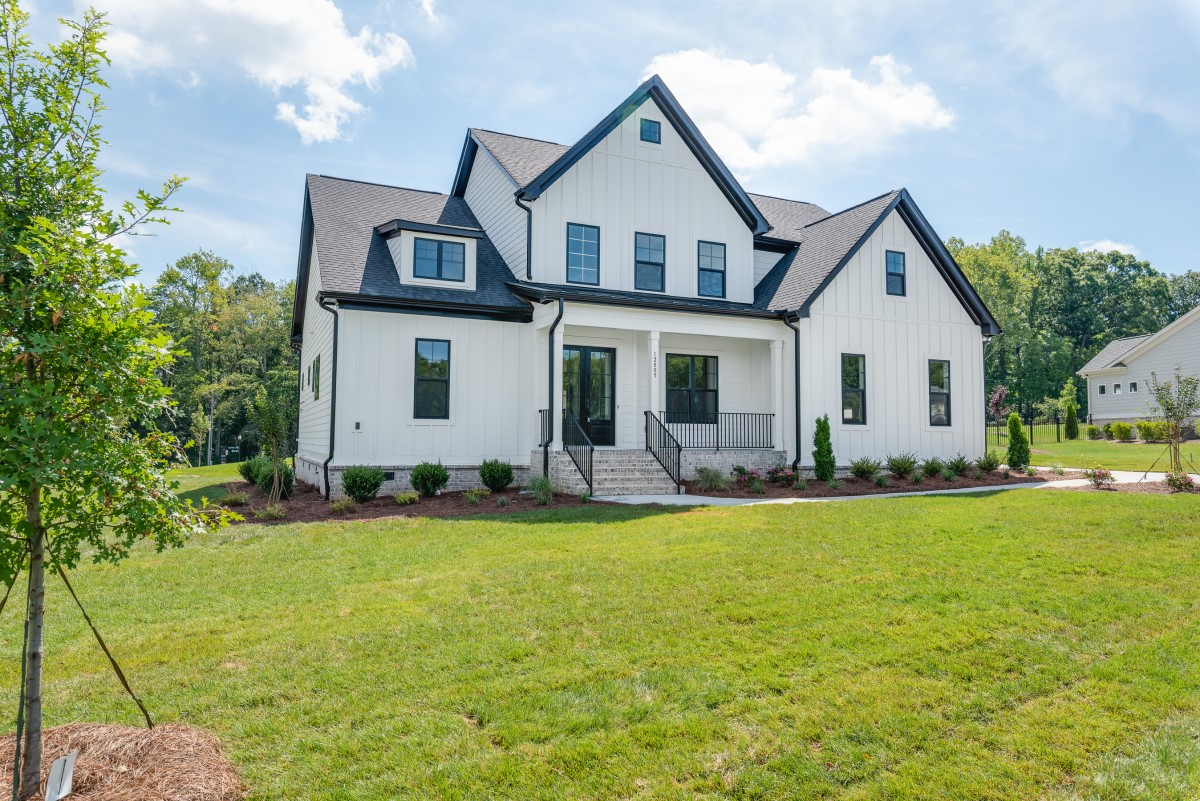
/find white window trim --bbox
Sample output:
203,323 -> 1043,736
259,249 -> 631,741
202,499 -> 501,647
391,230 -> 477,292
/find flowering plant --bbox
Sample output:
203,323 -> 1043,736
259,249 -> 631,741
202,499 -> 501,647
1082,468 -> 1115,490
1165,472 -> 1195,493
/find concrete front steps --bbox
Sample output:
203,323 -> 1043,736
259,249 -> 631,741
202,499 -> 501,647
550,449 -> 681,496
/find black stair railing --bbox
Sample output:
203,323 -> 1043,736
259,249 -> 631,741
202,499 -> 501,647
538,408 -> 552,476
562,411 -> 594,494
645,411 -> 682,494
659,412 -> 774,450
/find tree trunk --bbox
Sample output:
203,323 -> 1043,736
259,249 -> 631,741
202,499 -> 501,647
206,393 -> 215,467
19,483 -> 46,800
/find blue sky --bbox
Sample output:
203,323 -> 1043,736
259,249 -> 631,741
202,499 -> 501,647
30,0 -> 1200,284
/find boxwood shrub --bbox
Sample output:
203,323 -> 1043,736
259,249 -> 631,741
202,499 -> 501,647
410,461 -> 450,497
342,466 -> 386,502
479,459 -> 515,492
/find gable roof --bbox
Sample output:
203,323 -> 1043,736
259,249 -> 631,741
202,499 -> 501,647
748,193 -> 831,242
291,174 -> 531,339
1078,335 -> 1153,374
753,189 -> 1001,335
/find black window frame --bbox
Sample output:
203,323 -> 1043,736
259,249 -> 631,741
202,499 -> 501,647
928,359 -> 951,427
841,353 -> 866,425
413,237 -> 466,282
634,231 -> 665,292
697,240 -> 726,298
313,354 -> 320,400
886,250 -> 906,297
413,338 -> 451,420
566,223 -> 601,285
665,353 -> 718,424
640,118 -> 661,144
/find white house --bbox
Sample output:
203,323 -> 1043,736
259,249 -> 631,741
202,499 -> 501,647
1079,303 -> 1200,424
291,76 -> 1001,498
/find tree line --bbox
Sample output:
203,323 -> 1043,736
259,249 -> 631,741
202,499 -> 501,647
948,232 -> 1197,419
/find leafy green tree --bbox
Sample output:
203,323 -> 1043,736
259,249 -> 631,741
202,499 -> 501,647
1169,271 -> 1200,318
1006,413 -> 1030,470
812,415 -> 835,482
0,6 -> 225,795
1148,372 -> 1200,474
247,387 -> 291,504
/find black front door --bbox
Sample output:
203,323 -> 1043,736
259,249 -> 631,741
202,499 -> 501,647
563,346 -> 616,446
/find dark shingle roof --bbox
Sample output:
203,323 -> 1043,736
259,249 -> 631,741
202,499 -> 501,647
757,190 -> 901,312
305,174 -> 529,313
471,129 -> 569,188
748,193 -> 831,241
1079,334 -> 1152,374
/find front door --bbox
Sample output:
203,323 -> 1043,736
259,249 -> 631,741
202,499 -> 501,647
563,346 -> 616,446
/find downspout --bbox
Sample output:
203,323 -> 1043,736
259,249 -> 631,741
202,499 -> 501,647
317,297 -> 340,500
781,312 -> 802,471
514,193 -> 533,280
544,297 -> 565,476
982,335 -> 991,456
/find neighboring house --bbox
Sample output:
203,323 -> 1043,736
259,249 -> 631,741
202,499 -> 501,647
1079,303 -> 1200,424
291,75 -> 1000,499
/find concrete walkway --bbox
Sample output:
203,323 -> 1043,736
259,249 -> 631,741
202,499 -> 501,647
596,467 -> 1176,506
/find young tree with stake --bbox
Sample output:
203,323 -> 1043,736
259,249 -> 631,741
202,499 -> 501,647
0,5 -> 227,796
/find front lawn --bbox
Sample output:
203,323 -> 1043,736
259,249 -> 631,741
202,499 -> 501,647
1029,439 -> 1193,472
170,461 -> 244,504
3,493 -> 1200,799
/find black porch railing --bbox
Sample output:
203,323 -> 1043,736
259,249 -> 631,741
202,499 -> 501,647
659,412 -> 774,450
986,415 -> 1061,447
562,411 -> 594,494
538,408 -> 552,477
644,411 -> 682,494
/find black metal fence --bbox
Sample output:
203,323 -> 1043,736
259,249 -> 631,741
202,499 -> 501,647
660,411 -> 774,450
644,411 -> 682,493
987,416 -> 1062,447
562,411 -> 594,494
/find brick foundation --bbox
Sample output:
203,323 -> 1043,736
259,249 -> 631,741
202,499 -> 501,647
297,455 -> 531,500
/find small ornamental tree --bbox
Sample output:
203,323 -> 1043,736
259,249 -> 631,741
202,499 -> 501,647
247,387 -> 291,504
0,6 -> 227,797
812,414 -> 835,482
1006,412 -> 1031,470
1060,378 -> 1080,440
988,385 -> 1010,423
1149,371 -> 1200,474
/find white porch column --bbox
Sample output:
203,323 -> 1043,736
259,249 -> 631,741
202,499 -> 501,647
552,326 -> 565,450
771,339 -> 785,451
647,330 -> 661,419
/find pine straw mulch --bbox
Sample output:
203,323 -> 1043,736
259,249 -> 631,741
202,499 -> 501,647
0,723 -> 242,800
682,469 -> 1082,499
224,480 -> 610,526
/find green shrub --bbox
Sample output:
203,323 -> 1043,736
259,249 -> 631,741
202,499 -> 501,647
496,496 -> 510,508
222,492 -> 249,507
1136,420 -> 1170,442
528,475 -> 554,506
479,459 -> 515,492
849,456 -> 882,480
812,414 -> 835,482
975,450 -> 1002,472
940,467 -> 957,482
254,503 -> 286,521
827,479 -> 842,490
886,452 -> 919,478
464,488 -> 491,506
255,462 -> 294,499
410,461 -> 450,497
694,466 -> 729,493
1110,421 -> 1134,441
240,456 -> 271,484
795,478 -> 809,491
1102,422 -> 1114,439
579,492 -> 592,504
1064,403 -> 1079,440
874,474 -> 888,488
1165,472 -> 1195,493
342,466 -> 386,503
1006,413 -> 1030,470
922,457 -> 945,478
946,454 -> 971,476
1086,424 -> 1104,439
394,492 -> 418,506
747,477 -> 766,494
1052,463 -> 1065,476
330,499 -> 357,514
972,469 -> 984,480
1083,468 -> 1114,489
912,473 -> 924,485
1024,465 -> 1036,476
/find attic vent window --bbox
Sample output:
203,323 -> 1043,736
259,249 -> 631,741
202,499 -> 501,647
640,118 -> 661,144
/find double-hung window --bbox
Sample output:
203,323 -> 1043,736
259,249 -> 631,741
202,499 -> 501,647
566,223 -> 600,285
635,233 -> 665,292
414,339 -> 450,419
312,354 -> 320,400
697,241 -> 726,298
665,354 -> 718,424
886,250 -> 906,296
841,354 -> 866,424
413,238 -> 465,281
1098,384 -> 1106,395
929,359 -> 951,426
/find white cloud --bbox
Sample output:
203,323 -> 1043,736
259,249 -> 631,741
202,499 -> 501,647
1080,239 -> 1140,257
642,50 -> 953,172
416,0 -> 440,24
91,0 -> 414,143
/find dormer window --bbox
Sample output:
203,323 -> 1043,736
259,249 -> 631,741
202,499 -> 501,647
414,238 -> 465,282
640,118 -> 661,144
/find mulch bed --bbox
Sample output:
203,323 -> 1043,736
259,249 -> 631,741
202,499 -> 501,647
682,469 -> 1081,499
224,480 -> 608,525
1059,481 -> 1181,495
0,723 -> 242,800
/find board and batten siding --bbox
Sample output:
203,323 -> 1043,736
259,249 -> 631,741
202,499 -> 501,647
1086,312 -> 1200,422
298,240 -> 334,469
463,144 -> 526,278
753,248 -> 784,287
529,97 -> 756,303
798,209 -> 985,463
334,310 -> 537,467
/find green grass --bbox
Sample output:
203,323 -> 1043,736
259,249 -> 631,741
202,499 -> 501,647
4,492 -> 1200,799
169,461 -> 243,504
1028,439 -> 1194,472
